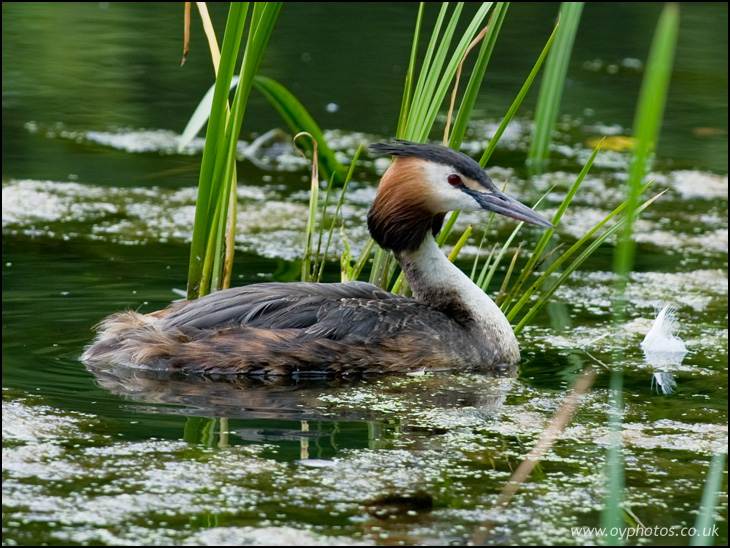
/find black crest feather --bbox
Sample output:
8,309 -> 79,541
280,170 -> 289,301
370,140 -> 493,189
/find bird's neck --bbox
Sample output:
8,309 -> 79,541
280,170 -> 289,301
396,234 -> 519,362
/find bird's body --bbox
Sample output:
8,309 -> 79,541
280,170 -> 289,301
83,141 -> 553,376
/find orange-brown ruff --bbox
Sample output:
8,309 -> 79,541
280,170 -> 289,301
82,140 -> 554,376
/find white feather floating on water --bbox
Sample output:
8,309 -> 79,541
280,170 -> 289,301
642,306 -> 687,393
641,306 -> 687,371
641,306 -> 687,353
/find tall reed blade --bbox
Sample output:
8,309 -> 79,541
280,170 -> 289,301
187,2 -> 249,299
604,5 -> 679,542
295,132 -> 320,283
690,450 -> 727,546
439,14 -> 560,248
319,144 -> 364,282
511,188 -> 665,334
479,17 -> 561,167
448,2 -> 509,150
397,3 -> 425,139
527,2 -> 584,174
369,2 -> 495,289
502,140 -> 602,314
186,2 -> 281,299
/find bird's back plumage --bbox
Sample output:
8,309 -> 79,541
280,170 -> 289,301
83,281 -> 487,376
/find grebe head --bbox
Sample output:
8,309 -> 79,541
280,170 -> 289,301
368,140 -> 554,252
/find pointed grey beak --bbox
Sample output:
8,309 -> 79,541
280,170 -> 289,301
471,189 -> 555,229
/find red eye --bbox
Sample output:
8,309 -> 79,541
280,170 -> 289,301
447,174 -> 462,187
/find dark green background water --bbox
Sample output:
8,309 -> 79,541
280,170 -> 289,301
3,3 -> 727,546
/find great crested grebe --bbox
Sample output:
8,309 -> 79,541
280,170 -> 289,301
82,140 -> 554,376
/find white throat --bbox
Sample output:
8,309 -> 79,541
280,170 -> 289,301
397,234 -> 519,362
